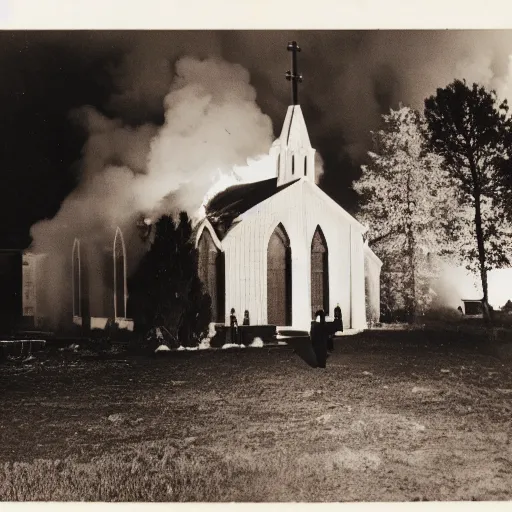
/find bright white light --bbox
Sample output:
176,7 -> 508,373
194,154 -> 276,223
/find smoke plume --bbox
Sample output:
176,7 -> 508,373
29,56 -> 274,326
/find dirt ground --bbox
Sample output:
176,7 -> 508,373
1,329 -> 512,501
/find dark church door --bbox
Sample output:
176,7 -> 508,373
267,224 -> 292,326
311,226 -> 329,318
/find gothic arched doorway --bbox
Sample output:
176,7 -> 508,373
113,227 -> 127,319
311,226 -> 329,318
267,223 -> 292,326
198,228 -> 224,322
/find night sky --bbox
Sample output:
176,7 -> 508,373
2,30 -> 512,249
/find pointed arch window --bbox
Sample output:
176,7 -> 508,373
311,226 -> 329,318
292,155 -> 295,175
304,156 -> 307,176
267,223 -> 292,326
113,227 -> 127,319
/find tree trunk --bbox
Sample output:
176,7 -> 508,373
473,192 -> 491,323
407,224 -> 417,322
405,170 -> 416,323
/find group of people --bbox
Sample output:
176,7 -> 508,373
228,308 -> 249,345
228,304 -> 344,368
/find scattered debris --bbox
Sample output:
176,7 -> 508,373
412,387 -> 432,394
497,389 -> 512,395
155,344 -> 171,353
362,371 -> 373,376
198,338 -> 211,350
302,389 -> 323,398
249,338 -> 264,348
107,414 -> 124,423
222,343 -> 246,350
440,369 -> 450,374
316,413 -> 332,424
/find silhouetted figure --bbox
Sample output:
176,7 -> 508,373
311,309 -> 328,368
328,303 -> 343,352
230,308 -> 239,344
334,303 -> 343,330
243,310 -> 250,326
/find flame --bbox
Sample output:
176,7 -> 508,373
193,154 -> 277,223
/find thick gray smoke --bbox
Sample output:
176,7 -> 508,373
29,55 -> 274,326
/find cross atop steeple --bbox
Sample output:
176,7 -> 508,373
285,41 -> 302,105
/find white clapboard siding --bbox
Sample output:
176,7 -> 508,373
364,243 -> 383,323
350,223 -> 367,329
201,99 -> 378,330
220,178 -> 370,330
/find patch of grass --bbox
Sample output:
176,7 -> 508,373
2,329 -> 512,501
0,447 -> 240,501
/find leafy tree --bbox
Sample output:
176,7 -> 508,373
354,105 -> 457,321
128,212 -> 211,346
424,80 -> 512,322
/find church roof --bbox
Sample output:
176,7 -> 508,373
205,177 -> 299,239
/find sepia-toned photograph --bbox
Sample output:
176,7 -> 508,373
1,4 -> 512,503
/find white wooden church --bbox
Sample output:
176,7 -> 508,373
195,44 -> 382,331
21,41 -> 382,333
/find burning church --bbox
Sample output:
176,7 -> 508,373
195,42 -> 382,331
19,41 -> 381,334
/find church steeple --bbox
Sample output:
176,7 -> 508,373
272,41 -> 316,187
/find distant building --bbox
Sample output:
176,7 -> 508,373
0,249 -> 23,331
20,226 -> 134,332
68,227 -> 134,331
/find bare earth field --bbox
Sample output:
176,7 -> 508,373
1,329 -> 512,502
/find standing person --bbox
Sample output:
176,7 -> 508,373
328,303 -> 343,352
334,303 -> 343,331
229,308 -> 239,345
240,310 -> 250,345
311,309 -> 328,368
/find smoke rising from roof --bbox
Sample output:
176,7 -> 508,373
28,55 -> 275,325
